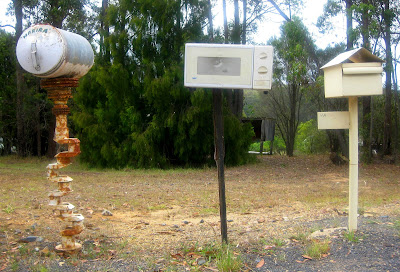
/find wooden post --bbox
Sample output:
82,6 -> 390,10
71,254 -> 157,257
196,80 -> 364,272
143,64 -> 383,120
212,88 -> 228,243
348,96 -> 359,231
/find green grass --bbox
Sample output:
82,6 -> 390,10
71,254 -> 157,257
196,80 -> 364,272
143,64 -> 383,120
304,239 -> 330,259
273,238 -> 286,247
147,204 -> 168,211
200,207 -> 219,215
215,244 -> 242,272
290,231 -> 309,244
2,204 -> 15,214
394,220 -> 400,230
343,230 -> 362,243
169,242 -> 242,271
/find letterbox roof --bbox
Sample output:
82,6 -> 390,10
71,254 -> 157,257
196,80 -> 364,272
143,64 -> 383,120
321,47 -> 384,70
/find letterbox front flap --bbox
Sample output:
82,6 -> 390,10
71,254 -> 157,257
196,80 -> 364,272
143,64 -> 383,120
321,47 -> 384,70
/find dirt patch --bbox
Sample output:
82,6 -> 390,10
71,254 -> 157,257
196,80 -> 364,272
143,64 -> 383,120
1,155 -> 400,271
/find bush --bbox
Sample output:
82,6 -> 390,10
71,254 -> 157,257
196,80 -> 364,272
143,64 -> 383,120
249,136 -> 286,155
295,119 -> 329,154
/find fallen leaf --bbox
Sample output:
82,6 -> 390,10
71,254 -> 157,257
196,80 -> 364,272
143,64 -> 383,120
157,231 -> 173,235
302,255 -> 313,260
264,245 -> 275,250
187,252 -> 202,259
86,208 -> 94,215
256,259 -> 265,268
0,261 -> 9,271
40,247 -> 50,256
296,259 -> 309,263
170,253 -> 184,259
204,267 -> 219,272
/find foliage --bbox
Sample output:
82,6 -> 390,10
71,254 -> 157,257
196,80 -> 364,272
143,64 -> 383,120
243,90 -> 270,118
249,136 -> 286,155
268,17 -> 317,156
295,119 -> 329,154
0,30 -> 16,155
72,0 -> 254,168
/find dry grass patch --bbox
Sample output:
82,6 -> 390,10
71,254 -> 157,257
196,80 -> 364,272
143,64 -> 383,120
0,154 -> 399,269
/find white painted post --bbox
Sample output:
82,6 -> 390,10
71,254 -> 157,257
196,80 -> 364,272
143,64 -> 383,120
348,96 -> 359,231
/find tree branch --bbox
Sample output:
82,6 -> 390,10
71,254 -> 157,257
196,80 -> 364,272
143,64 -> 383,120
0,25 -> 16,30
266,0 -> 290,21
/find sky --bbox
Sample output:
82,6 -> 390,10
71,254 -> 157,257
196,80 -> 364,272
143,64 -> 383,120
0,0 -> 346,50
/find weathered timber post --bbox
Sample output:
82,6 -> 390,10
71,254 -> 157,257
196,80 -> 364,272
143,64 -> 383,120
212,88 -> 228,243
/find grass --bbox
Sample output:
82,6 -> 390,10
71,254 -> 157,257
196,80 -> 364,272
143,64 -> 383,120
2,204 -> 15,214
273,238 -> 286,247
394,220 -> 400,234
147,204 -> 168,211
343,230 -> 363,243
304,239 -> 331,259
164,242 -> 242,271
290,231 -> 309,244
0,154 -> 399,270
215,244 -> 242,272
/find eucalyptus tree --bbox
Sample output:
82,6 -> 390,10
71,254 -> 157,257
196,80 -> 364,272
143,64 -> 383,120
318,0 -> 399,160
268,17 -> 317,156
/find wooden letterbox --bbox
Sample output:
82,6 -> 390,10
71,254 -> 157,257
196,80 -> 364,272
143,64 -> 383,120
321,48 -> 384,98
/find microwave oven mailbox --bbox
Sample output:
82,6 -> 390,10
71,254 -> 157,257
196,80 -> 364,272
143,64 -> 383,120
197,56 -> 241,76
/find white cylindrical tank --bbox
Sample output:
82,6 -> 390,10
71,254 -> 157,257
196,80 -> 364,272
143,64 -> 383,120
16,24 -> 94,78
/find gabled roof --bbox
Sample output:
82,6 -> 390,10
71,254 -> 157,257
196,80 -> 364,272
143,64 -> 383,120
321,47 -> 384,69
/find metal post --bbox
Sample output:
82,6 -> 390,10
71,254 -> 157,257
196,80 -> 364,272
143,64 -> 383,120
212,88 -> 228,243
348,96 -> 359,231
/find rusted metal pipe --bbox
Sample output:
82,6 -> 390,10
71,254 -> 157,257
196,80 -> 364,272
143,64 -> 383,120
41,78 -> 84,252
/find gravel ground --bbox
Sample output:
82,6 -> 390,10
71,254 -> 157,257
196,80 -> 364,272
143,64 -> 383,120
244,216 -> 400,272
4,215 -> 400,271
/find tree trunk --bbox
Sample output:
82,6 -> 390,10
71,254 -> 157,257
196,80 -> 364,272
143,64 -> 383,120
232,0 -> 240,43
14,0 -> 27,157
222,0 -> 228,43
207,0 -> 214,41
287,85 -> 297,156
383,0 -> 392,156
242,0 -> 247,44
361,0 -> 371,162
100,0 -> 110,63
345,0 -> 353,50
231,0 -> 243,118
392,69 -> 399,161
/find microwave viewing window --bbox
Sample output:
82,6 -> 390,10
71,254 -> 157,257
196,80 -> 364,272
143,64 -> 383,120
197,57 -> 241,76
